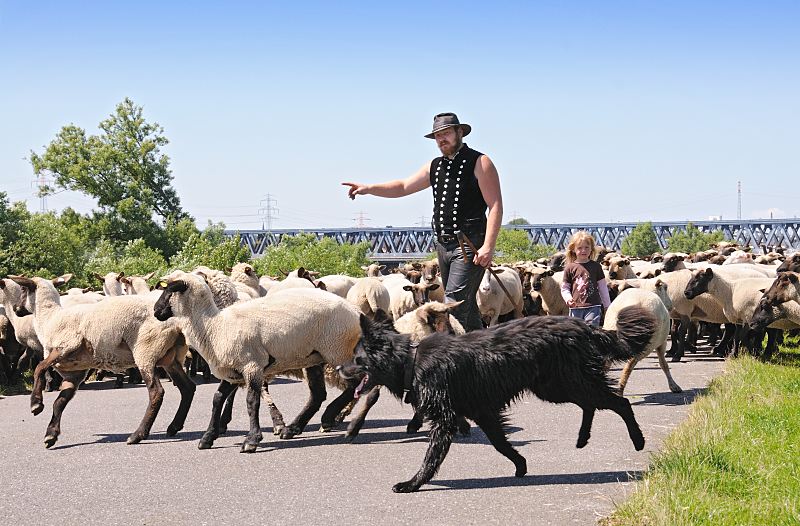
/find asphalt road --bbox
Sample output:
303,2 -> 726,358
0,348 -> 724,525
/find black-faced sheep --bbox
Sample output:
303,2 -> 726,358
153,272 -> 361,452
10,276 -> 194,448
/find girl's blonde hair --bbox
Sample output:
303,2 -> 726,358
565,231 -> 598,263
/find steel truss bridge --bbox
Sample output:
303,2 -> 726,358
226,219 -> 800,262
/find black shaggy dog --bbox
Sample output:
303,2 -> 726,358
338,306 -> 655,493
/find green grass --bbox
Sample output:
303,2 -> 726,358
603,339 -> 800,526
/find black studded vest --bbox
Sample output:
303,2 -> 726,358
429,144 -> 487,238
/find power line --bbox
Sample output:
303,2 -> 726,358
258,194 -> 279,232
353,211 -> 371,228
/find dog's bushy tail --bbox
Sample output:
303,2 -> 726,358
599,305 -> 656,362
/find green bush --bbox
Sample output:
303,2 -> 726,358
667,223 -> 725,253
252,233 -> 371,277
494,229 -> 556,263
621,222 -> 661,257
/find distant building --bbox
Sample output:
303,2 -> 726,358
708,215 -> 722,221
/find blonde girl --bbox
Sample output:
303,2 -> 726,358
560,231 -> 610,326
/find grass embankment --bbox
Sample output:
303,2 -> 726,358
604,340 -> 800,526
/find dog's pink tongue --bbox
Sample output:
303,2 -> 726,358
354,374 -> 369,399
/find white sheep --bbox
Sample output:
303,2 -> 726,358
10,275 -> 194,449
0,278 -> 48,373
93,271 -> 125,296
153,272 -> 362,452
230,262 -> 267,299
192,266 -> 241,308
476,267 -> 524,326
266,276 -> 318,295
361,263 -> 386,277
683,268 -> 780,354
316,275 -> 358,299
604,283 -> 681,394
120,272 -> 155,295
383,277 -> 440,320
345,277 -> 390,319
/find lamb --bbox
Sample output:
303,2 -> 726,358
361,263 -> 386,277
417,260 -> 445,303
120,272 -> 155,295
603,284 -> 681,394
153,272 -> 362,452
776,253 -> 800,273
93,272 -> 125,296
346,277 -> 390,319
0,308 -> 22,383
383,277 -> 440,320
522,266 -> 568,316
10,275 -> 194,448
266,276 -> 318,295
230,262 -> 267,299
476,267 -> 524,326
0,278 -> 47,375
316,275 -> 358,299
605,256 -> 638,280
192,266 -> 240,308
258,275 -> 279,294
722,250 -> 754,265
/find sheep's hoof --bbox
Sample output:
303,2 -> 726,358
670,385 -> 683,393
166,423 -> 182,437
344,433 -> 357,443
319,423 -> 336,433
576,434 -> 589,449
272,425 -> 284,436
44,435 -> 58,449
198,434 -> 215,449
240,443 -> 258,453
279,425 -> 301,439
127,432 -> 145,445
31,401 -> 45,416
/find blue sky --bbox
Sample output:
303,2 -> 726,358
1,2 -> 798,230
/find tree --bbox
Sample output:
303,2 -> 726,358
169,230 -> 251,272
0,192 -> 31,275
621,222 -> 661,257
667,223 -> 725,253
7,212 -> 89,283
507,217 -> 530,226
494,229 -> 556,263
29,98 -> 191,257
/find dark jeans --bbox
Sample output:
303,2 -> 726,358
568,305 -> 603,327
436,232 -> 486,332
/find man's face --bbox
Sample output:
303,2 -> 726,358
434,126 -> 462,157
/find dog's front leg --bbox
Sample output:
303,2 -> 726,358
393,423 -> 453,493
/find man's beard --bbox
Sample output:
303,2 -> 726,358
438,138 -> 462,157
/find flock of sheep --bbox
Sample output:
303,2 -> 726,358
1,239 -> 799,452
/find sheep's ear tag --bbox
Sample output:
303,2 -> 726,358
159,280 -> 168,289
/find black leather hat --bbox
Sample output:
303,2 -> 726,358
424,112 -> 471,139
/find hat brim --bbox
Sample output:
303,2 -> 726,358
425,123 -> 471,139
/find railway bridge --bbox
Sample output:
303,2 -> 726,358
226,219 -> 800,263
